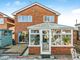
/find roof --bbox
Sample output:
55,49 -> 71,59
12,2 -> 60,15
0,12 -> 14,21
27,23 -> 74,30
0,12 -> 9,17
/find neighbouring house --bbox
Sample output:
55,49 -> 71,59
0,12 -> 14,29
12,3 -> 74,55
75,24 -> 80,44
72,23 -> 80,54
0,12 -> 15,39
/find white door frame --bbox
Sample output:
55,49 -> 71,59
40,29 -> 51,54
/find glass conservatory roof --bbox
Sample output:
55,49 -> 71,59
27,23 -> 74,30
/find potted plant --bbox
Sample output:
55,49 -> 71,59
63,36 -> 70,45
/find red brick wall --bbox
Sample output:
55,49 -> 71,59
51,47 -> 72,55
0,14 -> 7,29
28,47 -> 72,55
73,30 -> 78,44
14,5 -> 59,42
29,47 -> 40,55
6,18 -> 14,23
0,14 -> 3,18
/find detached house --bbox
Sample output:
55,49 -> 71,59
12,3 -> 74,55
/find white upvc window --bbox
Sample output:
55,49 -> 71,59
29,30 -> 40,46
0,18 -> 4,24
44,16 -> 54,22
18,16 -> 32,22
51,29 -> 72,46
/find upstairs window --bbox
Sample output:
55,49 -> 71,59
18,16 -> 32,22
0,18 -> 4,24
44,16 -> 54,22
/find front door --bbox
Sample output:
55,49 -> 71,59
41,30 -> 51,54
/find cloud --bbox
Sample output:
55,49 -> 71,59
72,8 -> 80,14
14,0 -> 21,5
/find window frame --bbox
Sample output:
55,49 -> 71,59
43,16 -> 54,22
51,29 -> 72,46
29,30 -> 40,46
18,15 -> 32,22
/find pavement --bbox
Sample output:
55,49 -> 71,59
0,55 -> 72,60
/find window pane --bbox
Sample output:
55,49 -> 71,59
18,31 -> 29,43
29,16 -> 32,22
62,35 -> 71,45
51,34 -> 62,45
30,34 -> 40,45
0,18 -> 4,24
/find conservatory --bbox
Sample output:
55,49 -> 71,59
27,23 -> 74,55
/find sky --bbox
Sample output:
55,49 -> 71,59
0,0 -> 80,26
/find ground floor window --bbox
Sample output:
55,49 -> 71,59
30,34 -> 40,45
18,31 -> 29,43
30,30 -> 40,45
51,29 -> 71,45
29,29 -> 72,46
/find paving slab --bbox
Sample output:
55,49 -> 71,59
2,44 -> 27,56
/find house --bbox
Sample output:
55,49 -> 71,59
12,3 -> 74,55
0,12 -> 15,39
71,23 -> 80,54
0,12 -> 14,29
0,12 -> 14,47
